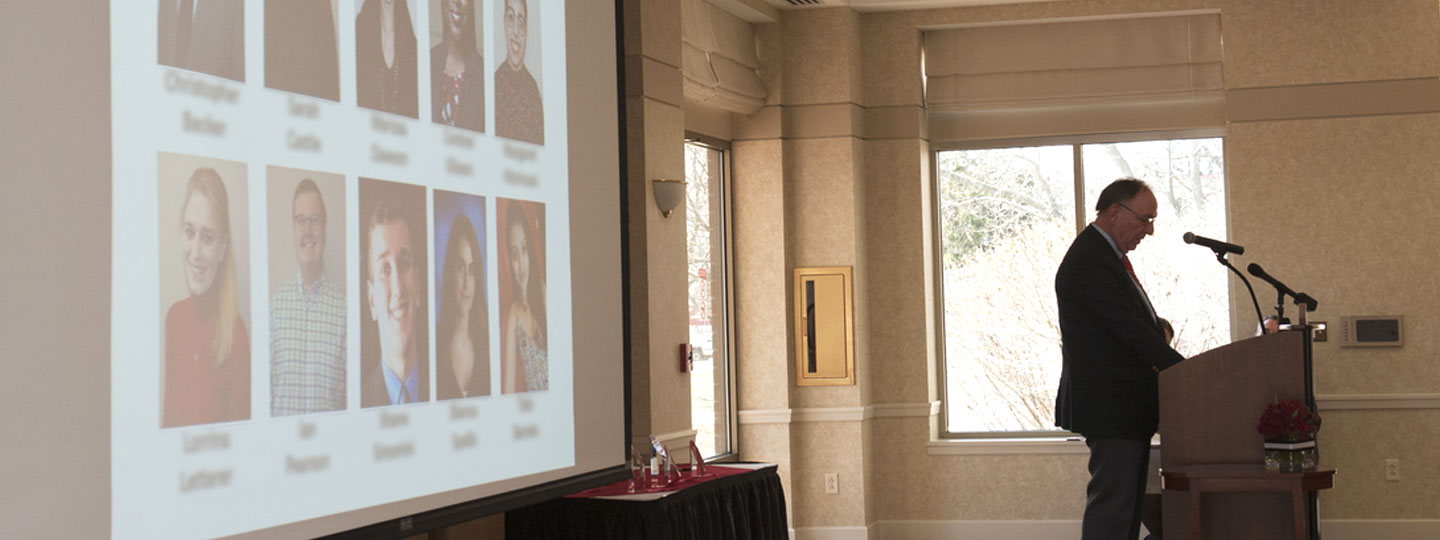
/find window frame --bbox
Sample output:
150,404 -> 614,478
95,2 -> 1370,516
684,132 -> 739,461
931,128 -> 1226,441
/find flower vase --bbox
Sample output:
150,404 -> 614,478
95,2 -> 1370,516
1264,439 -> 1317,472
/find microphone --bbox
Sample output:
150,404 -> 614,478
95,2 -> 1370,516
1249,263 -> 1321,319
1183,232 -> 1244,255
1248,263 -> 1317,310
1247,263 -> 1295,297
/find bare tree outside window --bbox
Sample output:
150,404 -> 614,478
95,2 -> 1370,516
685,140 -> 730,457
1083,140 -> 1230,359
938,138 -> 1229,434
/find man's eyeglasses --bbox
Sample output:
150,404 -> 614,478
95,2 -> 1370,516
293,214 -> 324,227
1116,203 -> 1155,226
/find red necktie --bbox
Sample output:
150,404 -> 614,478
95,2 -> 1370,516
1122,255 -> 1145,293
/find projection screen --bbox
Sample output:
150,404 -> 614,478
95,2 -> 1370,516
1,1 -> 625,538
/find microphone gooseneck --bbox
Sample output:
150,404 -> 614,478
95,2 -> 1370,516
1188,233 -> 1264,329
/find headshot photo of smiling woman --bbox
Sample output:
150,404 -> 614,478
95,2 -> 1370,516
433,191 -> 490,400
157,154 -> 251,428
498,198 -> 546,393
429,0 -> 485,132
494,0 -> 543,145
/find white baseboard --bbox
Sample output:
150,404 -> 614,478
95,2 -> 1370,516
792,519 -> 1440,540
873,520 -> 1080,539
793,525 -> 870,540
1321,520 -> 1440,540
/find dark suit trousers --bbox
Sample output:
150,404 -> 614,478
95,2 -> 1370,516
1083,438 -> 1150,540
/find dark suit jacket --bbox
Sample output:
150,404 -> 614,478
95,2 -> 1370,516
1054,225 -> 1183,440
158,0 -> 246,82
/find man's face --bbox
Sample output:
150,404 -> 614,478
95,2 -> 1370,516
503,0 -> 528,68
293,191 -> 326,277
368,218 -> 417,361
1110,189 -> 1158,253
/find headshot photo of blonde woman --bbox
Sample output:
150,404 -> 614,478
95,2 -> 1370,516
157,153 -> 251,428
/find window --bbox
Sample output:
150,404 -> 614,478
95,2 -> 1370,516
936,137 -> 1228,435
685,137 -> 733,458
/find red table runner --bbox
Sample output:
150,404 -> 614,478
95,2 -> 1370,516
566,465 -> 754,498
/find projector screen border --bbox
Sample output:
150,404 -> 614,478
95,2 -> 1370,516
317,463 -> 631,539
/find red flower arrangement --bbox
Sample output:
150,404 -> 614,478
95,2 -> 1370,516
1256,398 -> 1322,442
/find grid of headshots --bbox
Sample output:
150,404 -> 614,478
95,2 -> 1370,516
156,153 -> 552,428
152,0 -> 554,428
166,0 -> 545,143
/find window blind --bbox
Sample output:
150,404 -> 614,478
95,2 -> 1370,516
924,13 -> 1224,142
682,0 -> 768,114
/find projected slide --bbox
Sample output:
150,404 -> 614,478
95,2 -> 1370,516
111,1 -> 573,537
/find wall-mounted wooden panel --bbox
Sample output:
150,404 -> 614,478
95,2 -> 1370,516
794,266 -> 855,386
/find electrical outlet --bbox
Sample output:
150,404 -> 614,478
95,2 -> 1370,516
1385,459 -> 1400,482
824,473 -> 838,494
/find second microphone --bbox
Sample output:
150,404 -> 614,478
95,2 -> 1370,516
1183,232 -> 1244,255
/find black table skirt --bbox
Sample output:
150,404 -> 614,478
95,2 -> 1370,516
507,465 -> 788,540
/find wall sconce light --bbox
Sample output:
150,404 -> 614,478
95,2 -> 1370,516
652,179 -> 687,218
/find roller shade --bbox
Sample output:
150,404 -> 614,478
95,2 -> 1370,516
924,13 -> 1224,142
682,0 -> 768,114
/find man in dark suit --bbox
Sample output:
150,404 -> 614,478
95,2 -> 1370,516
1055,178 -> 1184,540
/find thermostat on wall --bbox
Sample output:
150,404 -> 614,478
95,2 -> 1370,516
1339,316 -> 1403,347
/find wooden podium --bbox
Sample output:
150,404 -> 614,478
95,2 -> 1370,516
1158,330 -> 1315,539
